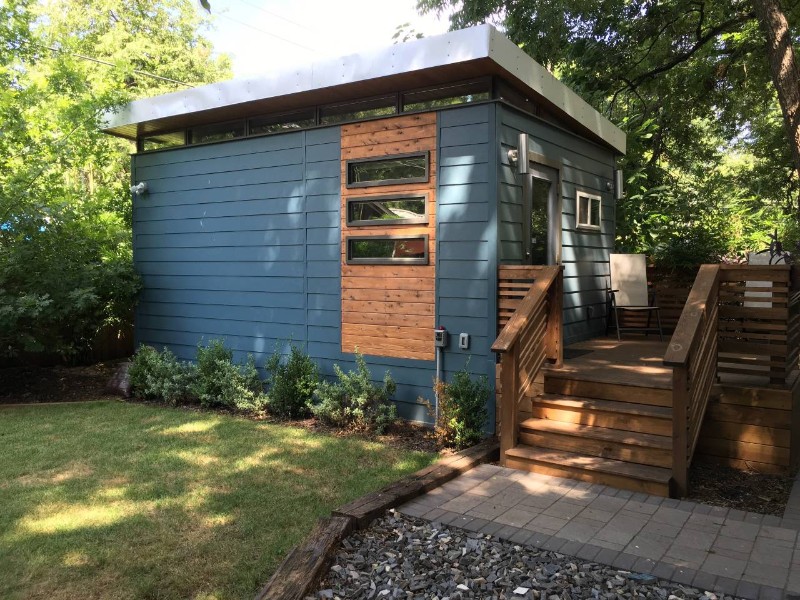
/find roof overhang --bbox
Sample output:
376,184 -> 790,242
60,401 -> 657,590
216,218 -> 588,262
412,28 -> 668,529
102,24 -> 625,155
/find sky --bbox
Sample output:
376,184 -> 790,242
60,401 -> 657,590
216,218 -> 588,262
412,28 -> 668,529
200,0 -> 455,78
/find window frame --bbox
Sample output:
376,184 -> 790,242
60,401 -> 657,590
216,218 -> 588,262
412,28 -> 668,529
345,193 -> 429,227
345,151 -> 430,189
576,191 -> 602,231
345,234 -> 429,265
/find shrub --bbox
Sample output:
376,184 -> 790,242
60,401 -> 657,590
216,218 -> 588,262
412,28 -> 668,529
191,339 -> 266,410
128,345 -> 195,405
312,352 -> 398,433
426,367 -> 489,450
265,344 -> 319,419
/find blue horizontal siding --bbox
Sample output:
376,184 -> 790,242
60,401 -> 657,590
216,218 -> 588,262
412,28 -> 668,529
133,128 -> 341,383
436,104 -> 497,433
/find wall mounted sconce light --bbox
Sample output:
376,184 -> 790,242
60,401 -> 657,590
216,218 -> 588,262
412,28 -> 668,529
614,169 -> 624,200
130,182 -> 149,197
507,133 -> 530,175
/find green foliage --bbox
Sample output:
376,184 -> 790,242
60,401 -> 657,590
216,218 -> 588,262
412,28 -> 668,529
312,352 -> 398,433
265,344 -> 320,419
418,0 -> 800,264
426,369 -> 489,450
128,340 -> 266,411
128,345 -> 194,405
0,0 -> 230,360
0,202 -> 141,359
192,339 -> 266,410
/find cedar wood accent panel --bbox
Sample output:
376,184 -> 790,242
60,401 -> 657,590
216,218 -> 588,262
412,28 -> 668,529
340,114 -> 437,361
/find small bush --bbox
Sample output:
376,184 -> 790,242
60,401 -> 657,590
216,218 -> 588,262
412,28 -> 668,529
265,344 -> 319,419
312,352 -> 398,433
426,367 -> 489,450
128,345 -> 195,405
191,339 -> 266,410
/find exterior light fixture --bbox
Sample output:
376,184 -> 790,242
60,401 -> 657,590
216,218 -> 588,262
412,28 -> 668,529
614,169 -> 624,200
507,132 -> 530,175
130,182 -> 149,196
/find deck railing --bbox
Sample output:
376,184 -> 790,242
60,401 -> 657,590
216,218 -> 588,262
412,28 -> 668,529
664,264 -> 721,497
717,264 -> 800,385
492,265 -> 563,464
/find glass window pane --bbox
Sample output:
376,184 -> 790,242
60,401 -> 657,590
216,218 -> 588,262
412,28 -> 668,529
140,131 -> 185,151
249,110 -> 315,135
530,178 -> 549,265
189,121 -> 245,144
347,154 -> 428,187
319,96 -> 396,125
347,236 -> 428,264
577,196 -> 589,226
402,80 -> 490,111
347,195 -> 427,225
590,198 -> 601,227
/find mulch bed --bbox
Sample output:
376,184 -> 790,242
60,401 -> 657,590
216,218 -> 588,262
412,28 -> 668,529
0,361 -> 123,404
688,461 -> 794,516
2,362 -> 795,515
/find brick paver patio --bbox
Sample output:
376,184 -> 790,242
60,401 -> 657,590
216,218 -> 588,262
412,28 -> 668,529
398,464 -> 800,600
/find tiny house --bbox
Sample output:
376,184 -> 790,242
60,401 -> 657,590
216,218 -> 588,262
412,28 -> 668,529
103,25 -> 626,430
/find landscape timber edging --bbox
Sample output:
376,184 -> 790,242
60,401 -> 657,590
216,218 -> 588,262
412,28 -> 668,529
254,437 -> 499,600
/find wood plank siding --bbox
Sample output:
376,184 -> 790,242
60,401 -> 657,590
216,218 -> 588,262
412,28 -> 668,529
496,105 -> 618,345
340,114 -> 437,361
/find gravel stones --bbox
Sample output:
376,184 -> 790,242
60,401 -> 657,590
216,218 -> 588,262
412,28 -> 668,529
312,511 -> 741,600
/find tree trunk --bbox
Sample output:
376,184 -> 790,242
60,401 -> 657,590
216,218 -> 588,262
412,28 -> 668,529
752,0 -> 800,204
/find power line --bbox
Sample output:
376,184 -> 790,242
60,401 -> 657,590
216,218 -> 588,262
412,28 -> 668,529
232,0 -> 319,34
216,11 -> 318,54
21,40 -> 195,87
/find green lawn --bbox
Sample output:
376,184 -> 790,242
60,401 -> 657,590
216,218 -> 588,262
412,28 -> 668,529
0,401 -> 436,600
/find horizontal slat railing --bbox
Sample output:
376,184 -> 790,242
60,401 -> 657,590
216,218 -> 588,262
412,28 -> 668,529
664,264 -> 721,497
493,265 -> 563,464
717,264 -> 796,384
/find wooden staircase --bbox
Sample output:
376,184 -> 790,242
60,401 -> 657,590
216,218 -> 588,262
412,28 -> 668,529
495,263 -> 799,499
504,362 -> 674,496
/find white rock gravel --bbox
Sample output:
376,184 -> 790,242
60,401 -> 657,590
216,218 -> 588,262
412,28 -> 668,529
311,511 -> 741,600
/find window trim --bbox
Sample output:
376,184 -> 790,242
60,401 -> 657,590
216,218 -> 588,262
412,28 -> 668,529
346,234 -> 429,265
345,193 -> 429,227
345,151 -> 430,189
576,191 -> 602,231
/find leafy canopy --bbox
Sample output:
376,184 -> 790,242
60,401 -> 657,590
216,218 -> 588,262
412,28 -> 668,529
0,0 -> 231,358
418,0 -> 800,264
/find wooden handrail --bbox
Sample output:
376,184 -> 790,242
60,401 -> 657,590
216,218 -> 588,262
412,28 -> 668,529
493,266 -> 562,353
664,264 -> 721,367
493,265 -> 563,465
664,263 -> 720,497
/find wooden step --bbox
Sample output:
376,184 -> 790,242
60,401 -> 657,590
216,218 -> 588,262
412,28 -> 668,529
519,418 -> 673,468
544,371 -> 673,407
529,394 -> 672,437
505,445 -> 672,497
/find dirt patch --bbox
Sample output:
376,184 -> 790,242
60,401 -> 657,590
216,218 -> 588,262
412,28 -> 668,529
688,461 -> 795,516
0,361 -> 123,404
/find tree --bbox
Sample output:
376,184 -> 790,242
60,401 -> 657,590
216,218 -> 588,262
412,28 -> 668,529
753,0 -> 800,184
418,0 -> 800,260
0,0 -> 231,358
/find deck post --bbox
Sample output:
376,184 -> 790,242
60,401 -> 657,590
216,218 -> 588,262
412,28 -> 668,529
499,345 -> 519,465
671,366 -> 689,497
546,268 -> 564,368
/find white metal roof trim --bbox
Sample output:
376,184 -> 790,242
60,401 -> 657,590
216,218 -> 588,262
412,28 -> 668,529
103,25 -> 625,154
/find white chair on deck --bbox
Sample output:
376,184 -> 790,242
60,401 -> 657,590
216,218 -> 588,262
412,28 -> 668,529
607,253 -> 663,341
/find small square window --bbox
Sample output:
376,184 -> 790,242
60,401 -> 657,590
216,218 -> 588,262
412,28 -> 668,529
576,192 -> 602,230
